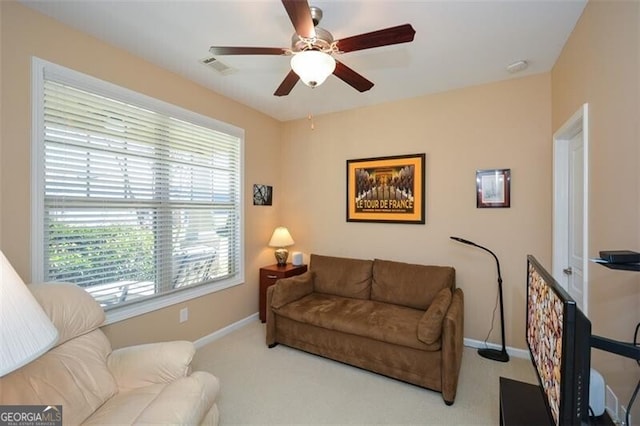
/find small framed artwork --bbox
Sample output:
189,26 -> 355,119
346,153 -> 426,224
476,169 -> 510,208
253,184 -> 273,206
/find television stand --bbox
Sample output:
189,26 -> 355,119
499,377 -> 615,426
499,377 -> 552,426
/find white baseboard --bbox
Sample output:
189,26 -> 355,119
464,337 -> 531,359
193,312 -> 259,349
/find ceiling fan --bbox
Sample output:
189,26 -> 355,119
209,0 -> 416,96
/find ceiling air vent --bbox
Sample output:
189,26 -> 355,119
200,56 -> 236,76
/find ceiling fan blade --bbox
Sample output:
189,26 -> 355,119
274,70 -> 300,96
209,46 -> 288,56
333,61 -> 374,93
281,0 -> 316,39
335,24 -> 416,53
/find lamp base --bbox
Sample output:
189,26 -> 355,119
478,348 -> 510,363
274,248 -> 289,266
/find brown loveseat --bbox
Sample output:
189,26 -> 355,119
266,254 -> 464,405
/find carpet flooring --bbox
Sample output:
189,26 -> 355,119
192,320 -> 537,425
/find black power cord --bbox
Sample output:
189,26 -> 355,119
482,285 -> 500,348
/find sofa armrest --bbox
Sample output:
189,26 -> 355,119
266,285 -> 277,346
266,271 -> 314,346
270,271 -> 314,309
441,288 -> 464,405
107,340 -> 195,391
417,287 -> 452,345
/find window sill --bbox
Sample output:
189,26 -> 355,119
103,275 -> 244,325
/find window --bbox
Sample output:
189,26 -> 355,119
32,58 -> 244,323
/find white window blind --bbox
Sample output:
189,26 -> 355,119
34,60 -> 243,315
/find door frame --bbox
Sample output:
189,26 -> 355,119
552,103 -> 590,315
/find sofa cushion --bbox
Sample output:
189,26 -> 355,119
310,254 -> 373,300
418,287 -> 452,344
275,293 -> 440,351
371,259 -> 455,310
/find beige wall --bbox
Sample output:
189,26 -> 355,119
1,1 -> 554,353
280,73 -> 553,350
5,3 -> 637,411
0,2 -> 282,348
552,0 -> 640,418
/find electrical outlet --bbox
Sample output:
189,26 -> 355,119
179,307 -> 188,323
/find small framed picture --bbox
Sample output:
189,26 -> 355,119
253,184 -> 273,206
476,169 -> 510,208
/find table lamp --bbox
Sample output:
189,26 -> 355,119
269,227 -> 295,266
0,250 -> 59,377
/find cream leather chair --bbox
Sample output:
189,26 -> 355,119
0,282 -> 220,425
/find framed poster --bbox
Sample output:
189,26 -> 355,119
476,169 -> 510,208
346,153 -> 425,224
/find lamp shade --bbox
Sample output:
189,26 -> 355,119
290,50 -> 336,88
0,251 -> 58,377
268,227 -> 295,248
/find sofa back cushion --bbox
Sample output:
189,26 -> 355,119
371,259 -> 455,310
310,254 -> 373,299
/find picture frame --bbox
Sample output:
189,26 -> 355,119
346,153 -> 425,224
253,184 -> 273,206
476,169 -> 511,208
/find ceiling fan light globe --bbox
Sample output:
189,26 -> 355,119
290,50 -> 336,88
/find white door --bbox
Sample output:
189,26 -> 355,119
553,104 -> 589,314
566,132 -> 585,309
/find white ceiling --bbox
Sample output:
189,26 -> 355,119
21,0 -> 587,122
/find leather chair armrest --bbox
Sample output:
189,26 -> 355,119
441,288 -> 464,405
107,340 -> 195,391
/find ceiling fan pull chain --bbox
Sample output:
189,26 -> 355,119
308,113 -> 315,130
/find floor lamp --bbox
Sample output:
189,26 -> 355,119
450,236 -> 509,362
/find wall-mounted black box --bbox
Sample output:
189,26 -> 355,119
599,250 -> 640,264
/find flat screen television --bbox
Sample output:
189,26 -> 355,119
526,255 -> 592,426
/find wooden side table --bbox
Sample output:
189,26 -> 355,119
259,263 -> 307,322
